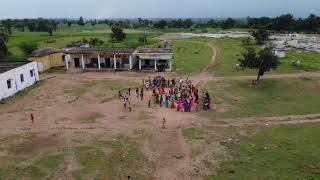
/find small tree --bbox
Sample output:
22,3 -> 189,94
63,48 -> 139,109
18,42 -> 38,55
67,21 -> 72,27
138,35 -> 147,45
251,28 -> 269,45
110,25 -> 126,41
239,46 -> 280,82
77,17 -> 85,26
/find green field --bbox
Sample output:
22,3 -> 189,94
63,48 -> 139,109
171,39 -> 213,75
6,26 -> 160,60
187,37 -> 320,76
211,122 -> 320,180
200,77 -> 320,118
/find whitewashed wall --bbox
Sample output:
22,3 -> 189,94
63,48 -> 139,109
0,61 -> 39,101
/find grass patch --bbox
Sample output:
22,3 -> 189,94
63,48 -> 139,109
211,122 -> 320,179
171,39 -> 213,75
200,77 -> 320,118
183,127 -> 207,140
73,135 -> 153,179
80,112 -> 105,123
276,50 -> 320,72
16,81 -> 44,97
65,79 -> 139,102
0,153 -> 65,180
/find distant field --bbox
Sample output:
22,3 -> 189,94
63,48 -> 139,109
6,25 -> 161,60
200,77 -> 320,119
171,39 -> 213,75
191,37 -> 320,76
211,122 -> 320,179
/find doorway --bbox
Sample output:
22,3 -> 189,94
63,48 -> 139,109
74,58 -> 80,68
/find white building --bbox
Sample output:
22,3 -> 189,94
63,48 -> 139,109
274,48 -> 286,58
0,61 -> 39,101
136,48 -> 174,72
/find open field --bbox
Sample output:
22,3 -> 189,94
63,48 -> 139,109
2,26 -> 320,179
211,122 -> 320,179
175,37 -> 320,76
200,77 -> 320,119
171,40 -> 213,75
0,71 -> 320,179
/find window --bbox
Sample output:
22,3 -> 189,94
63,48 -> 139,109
20,74 -> 24,83
7,80 -> 11,89
30,70 -> 34,77
122,59 -> 129,64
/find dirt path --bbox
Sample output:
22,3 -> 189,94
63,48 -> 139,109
203,113 -> 320,128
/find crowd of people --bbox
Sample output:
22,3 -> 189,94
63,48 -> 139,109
118,76 -> 212,113
149,77 -> 211,112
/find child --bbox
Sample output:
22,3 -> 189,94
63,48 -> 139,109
31,113 -> 34,124
148,99 -> 151,108
128,101 -> 132,112
162,118 -> 166,129
128,88 -> 131,96
118,91 -> 122,99
136,88 -> 139,98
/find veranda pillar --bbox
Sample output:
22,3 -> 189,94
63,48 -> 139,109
81,54 -> 85,69
139,60 -> 141,70
154,59 -> 157,71
113,55 -> 117,70
129,55 -> 132,70
97,54 -> 101,69
169,60 -> 172,72
65,55 -> 69,70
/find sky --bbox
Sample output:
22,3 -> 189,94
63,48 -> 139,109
0,0 -> 319,19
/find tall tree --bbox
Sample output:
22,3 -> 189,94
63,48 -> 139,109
2,19 -> 13,35
0,30 -> 9,57
251,28 -> 270,45
239,46 -> 280,82
67,21 -> 72,27
110,25 -> 126,41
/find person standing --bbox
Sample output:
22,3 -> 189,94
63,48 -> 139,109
128,88 -> 131,96
162,118 -> 166,129
31,113 -> 34,124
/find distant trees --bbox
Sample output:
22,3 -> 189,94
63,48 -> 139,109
77,17 -> 85,26
239,46 -> 280,82
67,21 -> 72,27
221,18 -> 236,29
110,25 -> 126,41
18,42 -> 38,55
251,28 -> 270,45
2,19 -> 13,35
0,30 -> 9,57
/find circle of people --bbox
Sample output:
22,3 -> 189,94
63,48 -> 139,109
119,76 -> 211,112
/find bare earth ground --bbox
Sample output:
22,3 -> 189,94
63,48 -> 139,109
1,35 -> 320,179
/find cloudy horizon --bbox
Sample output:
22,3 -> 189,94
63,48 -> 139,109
1,0 -> 319,19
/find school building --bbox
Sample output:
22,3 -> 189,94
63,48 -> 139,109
28,48 -> 64,73
63,47 -> 174,72
0,61 -> 39,101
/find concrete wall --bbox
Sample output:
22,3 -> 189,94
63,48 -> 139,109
28,52 -> 64,72
0,61 -> 39,101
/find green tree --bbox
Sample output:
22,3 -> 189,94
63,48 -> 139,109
251,28 -> 269,45
77,16 -> 85,26
110,25 -> 126,41
2,19 -> 13,35
0,30 -> 9,57
18,42 -> 38,55
138,35 -> 147,45
67,21 -> 72,27
239,46 -> 280,82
